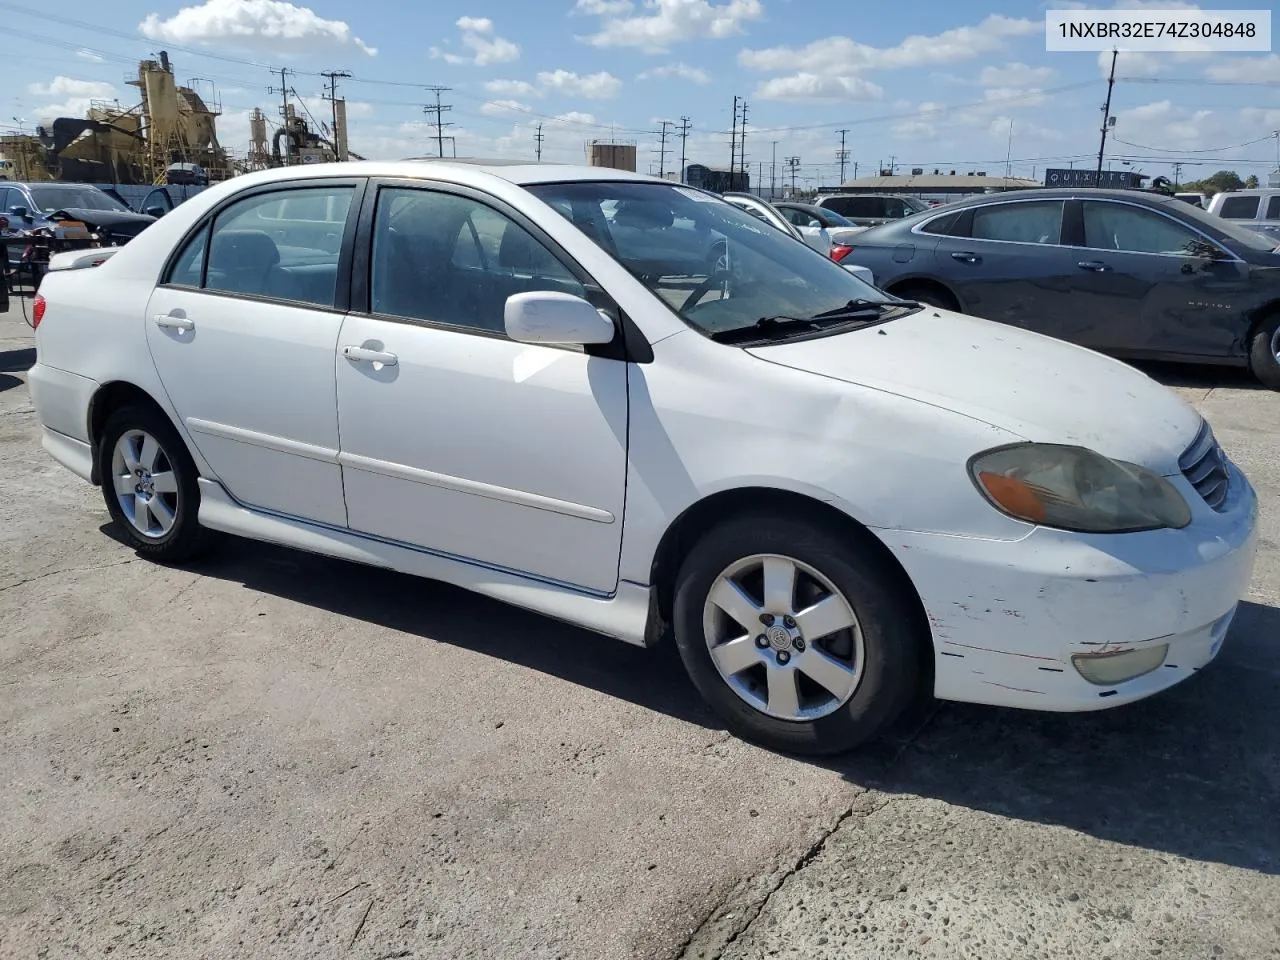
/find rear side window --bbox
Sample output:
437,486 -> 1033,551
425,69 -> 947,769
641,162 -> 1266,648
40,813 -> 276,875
1218,195 -> 1261,219
823,197 -> 876,218
166,185 -> 354,307
1267,196 -> 1280,219
919,211 -> 965,236
970,201 -> 1064,244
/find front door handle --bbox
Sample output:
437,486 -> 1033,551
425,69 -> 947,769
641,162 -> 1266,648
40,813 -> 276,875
154,314 -> 194,331
343,345 -> 398,366
951,251 -> 982,264
1077,260 -> 1111,272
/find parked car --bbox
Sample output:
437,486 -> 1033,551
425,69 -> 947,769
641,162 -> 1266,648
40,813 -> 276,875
29,162 -> 1259,754
772,201 -> 868,262
1174,191 -> 1209,209
720,192 -> 875,283
1,181 -> 156,268
838,187 -> 1280,389
1206,188 -> 1280,223
815,193 -> 930,227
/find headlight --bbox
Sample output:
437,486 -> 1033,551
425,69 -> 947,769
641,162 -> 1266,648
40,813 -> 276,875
969,443 -> 1191,533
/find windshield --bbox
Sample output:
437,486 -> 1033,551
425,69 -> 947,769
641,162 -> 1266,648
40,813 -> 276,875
527,181 -> 899,340
28,185 -> 129,214
902,196 -> 930,213
1158,196 -> 1279,253
813,207 -> 854,227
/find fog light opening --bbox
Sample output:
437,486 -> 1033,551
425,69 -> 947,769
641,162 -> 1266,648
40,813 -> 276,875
1071,644 -> 1169,686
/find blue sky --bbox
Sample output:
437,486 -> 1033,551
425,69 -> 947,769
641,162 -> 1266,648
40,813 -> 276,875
3,0 -> 1278,186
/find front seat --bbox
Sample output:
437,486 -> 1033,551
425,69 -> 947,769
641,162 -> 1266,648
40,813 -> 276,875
207,229 -> 280,296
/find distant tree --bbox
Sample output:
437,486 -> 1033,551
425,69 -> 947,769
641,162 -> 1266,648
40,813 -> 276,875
1187,170 -> 1246,196
1245,174 -> 1260,188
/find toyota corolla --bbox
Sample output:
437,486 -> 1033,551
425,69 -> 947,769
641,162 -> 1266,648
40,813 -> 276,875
27,161 -> 1259,754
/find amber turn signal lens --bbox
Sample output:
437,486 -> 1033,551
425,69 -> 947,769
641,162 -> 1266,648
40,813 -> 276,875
977,471 -> 1048,524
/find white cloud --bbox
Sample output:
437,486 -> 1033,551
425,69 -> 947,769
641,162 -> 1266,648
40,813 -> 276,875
485,79 -> 542,97
741,15 -> 1038,74
555,111 -> 598,125
537,69 -> 622,99
574,0 -> 633,12
430,15 -> 519,65
75,49 -> 105,63
480,99 -> 531,117
1114,99 -> 1214,146
139,0 -> 376,56
754,74 -> 885,102
979,62 -> 1054,87
891,119 -> 937,140
1114,0 -> 1198,9
637,61 -> 711,83
1207,54 -> 1280,82
1101,49 -> 1161,76
29,77 -> 116,98
581,0 -> 764,52
1239,106 -> 1280,127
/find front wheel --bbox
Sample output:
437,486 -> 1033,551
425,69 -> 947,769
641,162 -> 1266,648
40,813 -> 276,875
98,404 -> 210,562
672,514 -> 924,755
1248,313 -> 1280,391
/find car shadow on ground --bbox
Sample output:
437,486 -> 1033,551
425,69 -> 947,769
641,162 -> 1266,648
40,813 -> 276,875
0,347 -> 36,374
129,525 -> 1280,878
1133,360 -> 1263,391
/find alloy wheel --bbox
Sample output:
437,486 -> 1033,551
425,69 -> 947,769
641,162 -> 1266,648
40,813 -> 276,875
111,429 -> 180,539
702,553 -> 865,721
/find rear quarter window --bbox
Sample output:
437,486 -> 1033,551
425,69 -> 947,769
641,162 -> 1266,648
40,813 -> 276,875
1218,195 -> 1261,219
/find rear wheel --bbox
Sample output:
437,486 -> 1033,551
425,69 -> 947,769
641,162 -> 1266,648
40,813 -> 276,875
98,404 -> 209,562
1248,313 -> 1280,391
672,513 -> 924,755
891,283 -> 959,312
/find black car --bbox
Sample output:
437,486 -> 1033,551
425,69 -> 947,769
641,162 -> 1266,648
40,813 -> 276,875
842,188 -> 1280,388
2,181 -> 157,253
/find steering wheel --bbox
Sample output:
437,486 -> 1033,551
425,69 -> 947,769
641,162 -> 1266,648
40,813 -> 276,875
683,242 -> 730,311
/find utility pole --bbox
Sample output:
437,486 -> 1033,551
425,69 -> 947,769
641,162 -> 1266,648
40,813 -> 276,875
424,85 -> 453,159
267,67 -> 294,164
1172,161 -> 1182,189
534,122 -> 544,161
729,95 -> 739,184
771,139 -> 778,199
786,156 -> 800,195
836,128 -> 849,185
738,99 -> 748,187
320,69 -> 351,160
656,119 -> 671,178
677,116 -> 691,184
1096,48 -> 1118,186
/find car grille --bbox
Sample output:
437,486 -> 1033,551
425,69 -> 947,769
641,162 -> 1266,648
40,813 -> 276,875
1179,421 -> 1230,512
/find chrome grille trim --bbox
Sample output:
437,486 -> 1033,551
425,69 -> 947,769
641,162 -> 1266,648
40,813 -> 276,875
1179,420 -> 1230,512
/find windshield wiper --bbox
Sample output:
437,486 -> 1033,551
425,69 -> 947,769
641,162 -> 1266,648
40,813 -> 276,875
808,298 -> 920,320
710,316 -> 821,343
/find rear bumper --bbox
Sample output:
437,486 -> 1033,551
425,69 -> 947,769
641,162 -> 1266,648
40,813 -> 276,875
877,460 -> 1260,712
29,362 -> 98,483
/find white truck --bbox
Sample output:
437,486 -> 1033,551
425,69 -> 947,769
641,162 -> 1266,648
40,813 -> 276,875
1206,188 -> 1280,245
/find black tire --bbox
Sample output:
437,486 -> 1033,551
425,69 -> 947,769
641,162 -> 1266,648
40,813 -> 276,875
1248,313 -> 1280,391
672,513 -> 924,756
892,283 -> 959,312
98,403 -> 210,563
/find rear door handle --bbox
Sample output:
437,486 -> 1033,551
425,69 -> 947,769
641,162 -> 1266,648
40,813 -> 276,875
154,314 -> 194,331
1077,260 -> 1111,272
343,345 -> 398,366
950,251 -> 982,264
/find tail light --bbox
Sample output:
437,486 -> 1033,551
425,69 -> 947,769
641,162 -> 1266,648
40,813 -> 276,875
830,243 -> 854,263
32,294 -> 47,329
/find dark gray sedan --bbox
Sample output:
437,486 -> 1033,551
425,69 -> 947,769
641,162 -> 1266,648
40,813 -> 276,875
842,188 -> 1280,388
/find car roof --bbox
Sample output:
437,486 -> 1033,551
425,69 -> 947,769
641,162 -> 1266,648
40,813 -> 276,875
207,159 -> 669,189
911,187 -> 1185,211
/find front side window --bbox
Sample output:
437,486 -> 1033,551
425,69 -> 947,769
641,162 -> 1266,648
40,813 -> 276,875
1218,195 -> 1260,220
1082,202 -> 1214,256
528,181 -> 901,341
369,187 -> 586,334
177,185 -> 353,306
28,185 -> 130,213
970,201 -> 1064,245
1267,196 -> 1280,219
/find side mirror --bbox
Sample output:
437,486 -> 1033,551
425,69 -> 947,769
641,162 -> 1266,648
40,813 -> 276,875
144,206 -> 166,218
504,291 -> 616,346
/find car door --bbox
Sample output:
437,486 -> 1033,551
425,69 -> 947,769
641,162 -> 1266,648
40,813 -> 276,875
931,198 -> 1081,336
334,181 -> 628,594
144,178 -> 362,526
1063,198 -> 1253,358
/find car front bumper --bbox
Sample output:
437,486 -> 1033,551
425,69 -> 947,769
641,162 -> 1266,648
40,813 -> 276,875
876,460 -> 1260,712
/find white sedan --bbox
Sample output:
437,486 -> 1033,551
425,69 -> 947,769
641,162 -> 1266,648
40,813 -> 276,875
28,161 -> 1259,755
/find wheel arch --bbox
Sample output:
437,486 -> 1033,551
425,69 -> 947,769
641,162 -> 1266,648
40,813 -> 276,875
644,486 -> 935,695
882,275 -> 962,311
1246,298 -> 1280,344
86,381 -> 179,485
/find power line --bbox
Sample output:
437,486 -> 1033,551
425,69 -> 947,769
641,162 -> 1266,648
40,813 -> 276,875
1111,133 -> 1279,154
423,85 -> 453,159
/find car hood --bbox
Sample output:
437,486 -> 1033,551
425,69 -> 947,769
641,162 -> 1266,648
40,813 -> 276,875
746,307 -> 1203,476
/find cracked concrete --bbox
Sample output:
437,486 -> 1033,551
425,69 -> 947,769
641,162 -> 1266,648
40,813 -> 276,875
2,304 -> 1278,960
